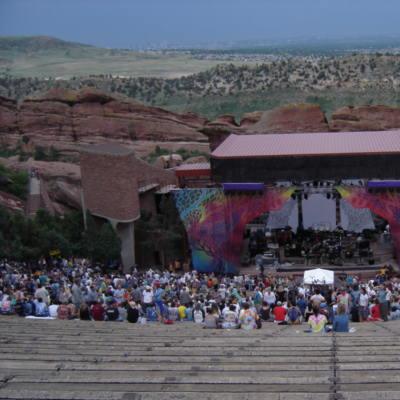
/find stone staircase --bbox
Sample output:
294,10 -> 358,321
0,317 -> 400,399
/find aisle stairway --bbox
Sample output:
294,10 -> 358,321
0,317 -> 400,399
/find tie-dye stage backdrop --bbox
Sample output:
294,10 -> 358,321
337,186 -> 400,261
173,188 -> 294,274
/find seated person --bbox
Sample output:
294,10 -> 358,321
273,301 -> 287,323
105,301 -> 120,321
57,301 -> 71,320
177,303 -> 187,321
304,301 -> 314,322
204,306 -> 219,329
79,302 -> 91,320
34,298 -> 49,317
91,300 -> 105,321
193,303 -> 205,323
259,301 -> 270,321
67,300 -> 78,319
48,302 -> 59,318
368,299 -> 382,321
333,303 -> 349,332
308,306 -> 328,333
287,302 -> 302,325
166,302 -> 179,322
185,302 -> 193,321
0,295 -> 13,315
126,300 -> 140,323
221,304 -> 239,329
239,302 -> 257,330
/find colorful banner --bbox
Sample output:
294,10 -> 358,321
173,187 -> 294,274
337,186 -> 400,261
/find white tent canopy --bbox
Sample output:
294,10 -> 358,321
303,268 -> 334,285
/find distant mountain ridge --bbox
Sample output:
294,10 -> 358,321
0,36 -> 93,52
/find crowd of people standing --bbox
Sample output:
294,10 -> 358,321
0,259 -> 398,333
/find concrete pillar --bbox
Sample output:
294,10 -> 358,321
110,221 -> 135,274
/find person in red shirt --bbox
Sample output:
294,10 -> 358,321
368,299 -> 382,321
273,301 -> 287,323
91,300 -> 105,321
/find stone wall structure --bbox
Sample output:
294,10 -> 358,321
80,143 -> 177,271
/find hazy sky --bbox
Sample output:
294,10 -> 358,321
1,0 -> 400,48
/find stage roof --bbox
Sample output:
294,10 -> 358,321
211,130 -> 400,159
175,162 -> 211,178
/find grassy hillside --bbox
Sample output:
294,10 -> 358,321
2,53 -> 400,119
0,36 -> 251,79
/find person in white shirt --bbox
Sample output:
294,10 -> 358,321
142,286 -> 154,312
48,303 -> 59,318
263,288 -> 276,306
359,287 -> 370,322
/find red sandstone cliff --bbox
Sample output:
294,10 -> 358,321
3,89 -> 400,215
330,105 -> 400,131
0,88 -> 209,161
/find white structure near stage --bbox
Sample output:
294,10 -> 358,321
303,268 -> 334,285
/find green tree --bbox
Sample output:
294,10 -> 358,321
83,216 -> 121,264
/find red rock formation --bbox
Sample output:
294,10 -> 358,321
330,105 -> 400,131
247,103 -> 329,133
0,191 -> 25,213
239,111 -> 263,128
0,88 -> 208,160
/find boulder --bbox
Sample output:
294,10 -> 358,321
153,154 -> 183,169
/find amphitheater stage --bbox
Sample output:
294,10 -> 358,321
1,317 -> 400,399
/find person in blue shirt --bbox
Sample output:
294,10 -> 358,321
333,303 -> 349,333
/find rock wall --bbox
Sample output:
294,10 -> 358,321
0,88 -> 209,160
330,105 -> 400,131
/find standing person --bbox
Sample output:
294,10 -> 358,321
263,288 -> 276,308
359,287 -> 370,322
71,279 -> 83,309
337,288 -> 351,314
350,285 -> 360,323
154,285 -> 166,321
310,289 -> 325,307
253,287 -> 263,312
34,284 -> 49,305
378,285 -> 389,321
142,286 -> 154,313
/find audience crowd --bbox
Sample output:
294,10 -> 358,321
0,259 -> 398,333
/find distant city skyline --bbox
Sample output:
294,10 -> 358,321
1,0 -> 400,49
